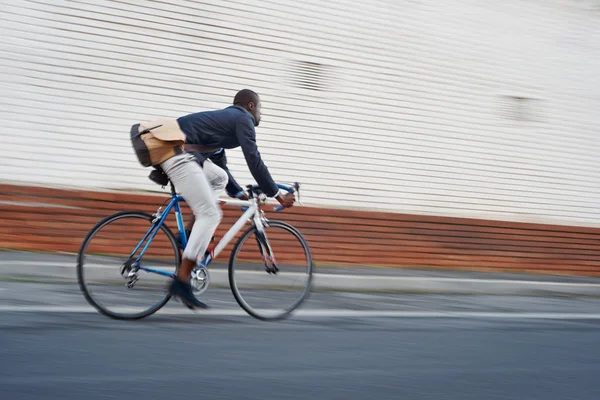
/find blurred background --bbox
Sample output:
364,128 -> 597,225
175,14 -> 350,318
4,2 -> 600,400
1,0 -> 600,273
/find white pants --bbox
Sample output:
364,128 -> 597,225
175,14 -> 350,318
160,153 -> 228,263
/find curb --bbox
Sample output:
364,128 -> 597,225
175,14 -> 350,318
312,274 -> 600,296
3,262 -> 600,296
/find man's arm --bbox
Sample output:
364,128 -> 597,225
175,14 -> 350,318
208,149 -> 245,198
234,117 -> 279,198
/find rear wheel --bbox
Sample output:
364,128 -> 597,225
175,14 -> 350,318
77,211 -> 180,320
228,220 -> 314,321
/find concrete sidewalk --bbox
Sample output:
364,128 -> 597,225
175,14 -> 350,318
2,250 -> 600,296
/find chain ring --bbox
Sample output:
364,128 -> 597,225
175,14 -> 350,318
190,267 -> 210,296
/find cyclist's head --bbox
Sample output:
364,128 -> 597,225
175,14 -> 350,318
233,89 -> 261,126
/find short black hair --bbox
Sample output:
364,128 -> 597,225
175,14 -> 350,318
233,89 -> 259,106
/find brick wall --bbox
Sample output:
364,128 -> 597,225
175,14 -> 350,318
2,184 -> 600,276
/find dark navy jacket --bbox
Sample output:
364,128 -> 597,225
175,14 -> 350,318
177,105 -> 279,197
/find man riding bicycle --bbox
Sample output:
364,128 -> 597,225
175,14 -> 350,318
174,147 -> 249,251
146,89 -> 296,309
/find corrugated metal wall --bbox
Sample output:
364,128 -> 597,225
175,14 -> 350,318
1,0 -> 599,227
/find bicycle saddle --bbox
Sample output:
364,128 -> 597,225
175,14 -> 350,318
149,167 -> 170,187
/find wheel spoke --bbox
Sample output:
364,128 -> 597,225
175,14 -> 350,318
228,220 -> 314,321
77,212 -> 180,320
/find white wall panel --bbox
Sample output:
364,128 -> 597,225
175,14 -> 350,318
1,0 -> 599,227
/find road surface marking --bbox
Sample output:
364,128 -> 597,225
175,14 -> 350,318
2,306 -> 600,319
4,261 -> 600,288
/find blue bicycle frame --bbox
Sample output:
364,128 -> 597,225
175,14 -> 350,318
127,183 -> 296,278
128,193 -> 187,278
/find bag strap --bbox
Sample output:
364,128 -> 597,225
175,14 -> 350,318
132,124 -> 163,138
184,144 -> 221,153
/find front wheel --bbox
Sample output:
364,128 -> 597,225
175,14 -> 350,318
228,220 -> 314,321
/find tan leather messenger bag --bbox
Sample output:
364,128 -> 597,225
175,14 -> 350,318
130,118 -> 218,167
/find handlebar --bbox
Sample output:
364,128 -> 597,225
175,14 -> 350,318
273,183 -> 298,211
242,182 -> 300,212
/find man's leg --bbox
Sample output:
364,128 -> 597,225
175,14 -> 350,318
183,158 -> 229,238
160,153 -> 222,308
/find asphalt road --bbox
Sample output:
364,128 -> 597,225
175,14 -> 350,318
2,282 -> 600,399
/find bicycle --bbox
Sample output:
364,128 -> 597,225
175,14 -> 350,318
76,176 -> 314,321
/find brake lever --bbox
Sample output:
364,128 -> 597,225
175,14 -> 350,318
294,182 -> 302,205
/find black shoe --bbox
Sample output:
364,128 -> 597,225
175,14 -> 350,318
168,278 -> 209,309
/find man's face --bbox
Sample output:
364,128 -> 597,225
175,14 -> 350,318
249,98 -> 261,127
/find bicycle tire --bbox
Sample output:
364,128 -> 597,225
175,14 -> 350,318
77,211 -> 180,320
228,220 -> 314,321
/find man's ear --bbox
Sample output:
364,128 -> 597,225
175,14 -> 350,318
247,101 -> 255,111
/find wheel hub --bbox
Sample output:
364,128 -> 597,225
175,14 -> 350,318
120,258 -> 140,289
120,258 -> 138,277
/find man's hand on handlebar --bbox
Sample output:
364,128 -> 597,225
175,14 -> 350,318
242,183 -> 298,210
276,192 -> 296,208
